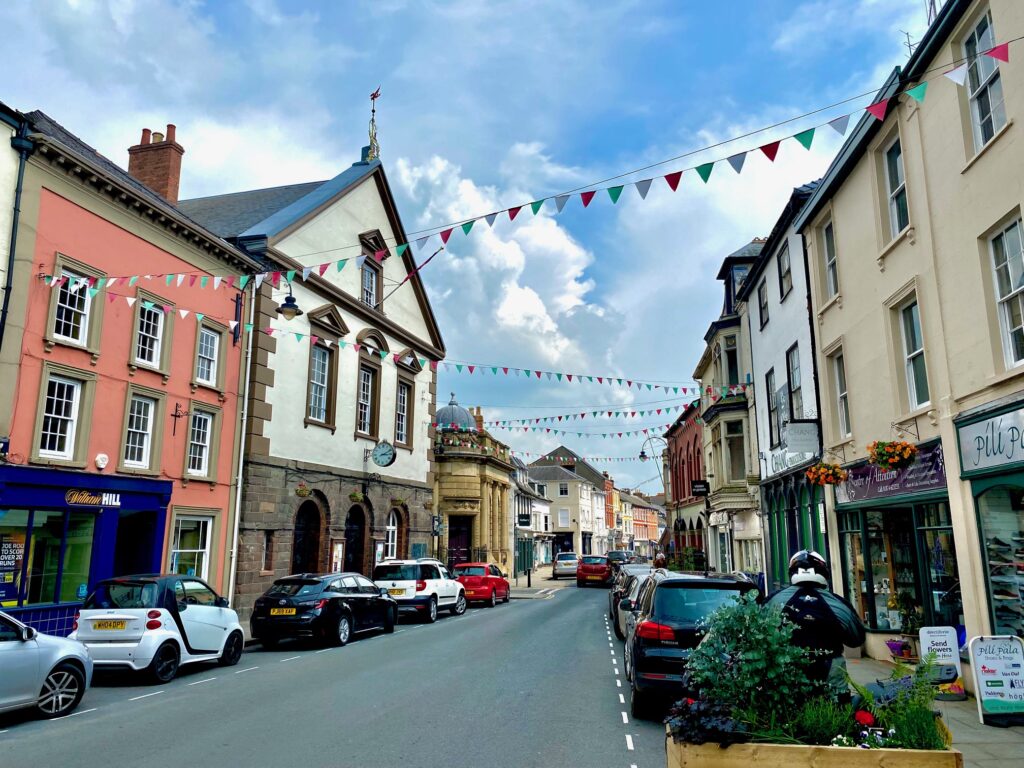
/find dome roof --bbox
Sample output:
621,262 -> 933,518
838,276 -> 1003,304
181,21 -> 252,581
436,393 -> 476,432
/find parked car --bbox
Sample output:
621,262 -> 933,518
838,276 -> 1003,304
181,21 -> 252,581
71,574 -> 244,683
552,552 -> 580,578
452,563 -> 510,606
609,565 -> 652,639
372,559 -> 466,623
576,555 -> 613,587
607,550 -> 633,573
0,611 -> 92,719
250,572 -> 397,648
621,571 -> 756,718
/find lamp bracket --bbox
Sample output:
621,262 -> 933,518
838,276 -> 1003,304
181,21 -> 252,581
890,419 -> 919,440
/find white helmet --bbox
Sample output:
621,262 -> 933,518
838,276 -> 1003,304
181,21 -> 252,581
788,549 -> 829,588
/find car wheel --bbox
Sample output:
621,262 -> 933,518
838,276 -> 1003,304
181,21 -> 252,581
259,636 -> 279,650
630,676 -> 651,720
451,593 -> 467,616
148,642 -> 180,684
218,631 -> 244,667
424,597 -> 438,623
502,586 -> 510,603
488,590 -> 497,608
384,607 -> 396,633
333,614 -> 352,646
36,663 -> 85,718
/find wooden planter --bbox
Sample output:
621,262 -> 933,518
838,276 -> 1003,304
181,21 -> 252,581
666,729 -> 962,768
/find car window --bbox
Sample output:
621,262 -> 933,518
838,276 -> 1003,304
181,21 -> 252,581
456,566 -> 486,576
85,581 -> 161,609
438,566 -> 451,580
355,575 -> 379,594
182,579 -> 217,606
0,616 -> 20,642
326,579 -> 345,593
654,584 -> 746,624
635,578 -> 655,611
174,580 -> 187,605
420,565 -> 439,580
556,553 -> 577,561
489,565 -> 503,577
582,556 -> 607,565
628,578 -> 644,600
266,579 -> 324,598
373,564 -> 419,581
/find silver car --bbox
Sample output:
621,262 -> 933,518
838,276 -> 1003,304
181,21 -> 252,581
552,552 -> 580,578
0,611 -> 93,718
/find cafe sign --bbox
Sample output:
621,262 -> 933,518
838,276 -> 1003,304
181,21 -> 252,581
65,489 -> 121,507
958,406 -> 1024,474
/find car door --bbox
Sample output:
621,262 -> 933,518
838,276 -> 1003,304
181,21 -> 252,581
335,576 -> 365,630
177,579 -> 227,654
355,576 -> 386,626
623,578 -> 653,662
436,565 -> 456,605
489,565 -> 508,598
0,615 -> 40,710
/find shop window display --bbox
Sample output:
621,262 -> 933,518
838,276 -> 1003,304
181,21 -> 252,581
0,509 -> 30,607
976,486 -> 1024,637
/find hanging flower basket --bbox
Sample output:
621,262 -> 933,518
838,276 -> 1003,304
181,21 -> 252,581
805,462 -> 848,486
294,482 -> 311,498
348,491 -> 364,503
390,497 -> 406,507
866,440 -> 918,472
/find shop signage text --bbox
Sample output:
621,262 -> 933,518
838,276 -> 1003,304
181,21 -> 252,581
919,626 -> 966,701
65,489 -> 121,507
968,635 -> 1024,722
783,421 -> 820,454
690,480 -> 709,496
958,408 -> 1024,473
835,442 -> 946,504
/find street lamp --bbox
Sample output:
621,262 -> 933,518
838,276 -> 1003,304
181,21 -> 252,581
275,277 -> 304,320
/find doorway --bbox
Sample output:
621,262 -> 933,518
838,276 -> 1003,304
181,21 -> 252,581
114,510 -> 157,577
344,506 -> 366,574
292,501 -> 323,573
447,515 -> 472,566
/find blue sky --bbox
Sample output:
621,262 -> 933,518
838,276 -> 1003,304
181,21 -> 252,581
2,0 -> 931,492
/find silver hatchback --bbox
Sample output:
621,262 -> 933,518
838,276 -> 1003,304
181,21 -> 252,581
552,552 -> 580,578
0,611 -> 93,718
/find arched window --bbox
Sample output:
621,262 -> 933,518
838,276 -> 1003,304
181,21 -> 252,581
385,510 -> 398,559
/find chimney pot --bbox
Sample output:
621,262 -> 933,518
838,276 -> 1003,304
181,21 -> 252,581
152,131 -> 164,143
166,124 -> 176,143
140,128 -> 151,145
127,124 -> 185,204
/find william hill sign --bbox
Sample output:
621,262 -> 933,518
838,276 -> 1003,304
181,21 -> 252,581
65,489 -> 121,507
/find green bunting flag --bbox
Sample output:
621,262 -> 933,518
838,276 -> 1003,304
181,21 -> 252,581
491,367 -> 498,375
396,243 -> 409,257
794,128 -> 815,150
556,373 -> 563,381
244,323 -> 253,332
337,259 -> 347,272
238,275 -> 250,289
294,333 -> 304,342
696,163 -> 714,183
88,288 -> 99,298
165,275 -> 173,286
200,276 -> 209,289
906,82 -> 928,103
195,313 -> 204,322
455,364 -> 463,373
531,200 -> 545,215
607,186 -> 624,204
286,270 -> 296,282
461,220 -> 474,235
141,300 -> 154,310
129,276 -> 139,286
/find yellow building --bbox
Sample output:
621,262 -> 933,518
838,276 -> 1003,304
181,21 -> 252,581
433,395 -> 514,569
795,0 -> 1024,666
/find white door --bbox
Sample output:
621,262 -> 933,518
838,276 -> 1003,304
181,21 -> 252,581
436,566 -> 457,605
0,616 -> 40,709
176,579 -> 228,654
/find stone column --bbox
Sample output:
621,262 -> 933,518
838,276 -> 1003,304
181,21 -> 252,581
491,484 -> 500,560
480,480 -> 491,558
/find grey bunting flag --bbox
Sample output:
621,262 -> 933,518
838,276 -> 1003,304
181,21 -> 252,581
302,267 -> 312,281
485,213 -> 498,227
726,152 -> 747,174
416,235 -> 430,250
634,179 -> 653,199
555,195 -> 571,213
828,114 -> 850,135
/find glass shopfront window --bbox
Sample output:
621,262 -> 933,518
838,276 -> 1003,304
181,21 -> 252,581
0,509 -> 30,607
975,486 -> 1024,638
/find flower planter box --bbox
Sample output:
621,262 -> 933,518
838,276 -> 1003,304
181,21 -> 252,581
665,727 -> 962,768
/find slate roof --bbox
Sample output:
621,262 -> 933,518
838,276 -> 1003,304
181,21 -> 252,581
177,182 -> 326,239
527,465 -> 586,484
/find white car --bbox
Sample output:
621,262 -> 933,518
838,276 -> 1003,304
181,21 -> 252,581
70,574 -> 244,683
552,552 -> 581,578
0,611 -> 93,718
372,558 -> 466,623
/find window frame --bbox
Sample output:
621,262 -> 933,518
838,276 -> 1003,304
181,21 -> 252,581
765,368 -> 780,448
192,319 -> 227,394
395,375 -> 414,449
168,514 -> 214,581
989,217 -> 1024,369
355,362 -> 380,439
725,420 -> 745,482
305,341 -> 338,432
183,402 -> 222,482
385,510 -> 398,560
822,219 -> 839,299
777,243 -> 793,300
129,289 -> 174,377
964,10 -> 1007,153
786,343 -> 802,420
899,298 -> 931,410
757,280 -> 769,328
558,508 -> 570,528
884,136 -> 909,240
832,350 -> 852,439
30,362 -> 97,468
360,259 -> 382,309
44,254 -> 106,357
558,482 -> 569,497
261,530 -> 275,574
118,384 -> 166,474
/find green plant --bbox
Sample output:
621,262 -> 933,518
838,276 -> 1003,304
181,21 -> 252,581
792,697 -> 856,746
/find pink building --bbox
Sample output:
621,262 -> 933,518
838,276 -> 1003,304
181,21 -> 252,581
0,108 -> 259,634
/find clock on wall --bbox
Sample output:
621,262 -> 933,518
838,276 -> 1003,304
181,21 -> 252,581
371,441 -> 397,467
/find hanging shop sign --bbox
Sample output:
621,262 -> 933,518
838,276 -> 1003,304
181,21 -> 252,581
835,442 -> 946,504
518,509 -> 532,528
919,626 -> 966,701
690,480 -> 710,496
968,635 -> 1024,725
783,421 -> 820,454
957,405 -> 1024,475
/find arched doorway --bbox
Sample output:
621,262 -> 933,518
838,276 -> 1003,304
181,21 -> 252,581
344,505 -> 367,574
292,501 -> 322,573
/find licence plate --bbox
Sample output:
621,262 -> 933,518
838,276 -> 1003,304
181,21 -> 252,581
388,589 -> 405,596
588,575 -> 602,580
94,620 -> 127,630
269,608 -> 296,616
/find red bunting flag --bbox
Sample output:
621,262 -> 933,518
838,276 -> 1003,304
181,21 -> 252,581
580,191 -> 596,208
508,206 -> 522,221
271,271 -> 282,287
865,99 -> 889,121
760,141 -> 781,162
189,274 -> 198,287
374,249 -> 386,262
318,263 -> 330,276
535,371 -> 542,378
664,171 -> 683,191
440,228 -> 454,244
468,365 -> 476,374
502,367 -> 509,374
986,42 -> 1009,62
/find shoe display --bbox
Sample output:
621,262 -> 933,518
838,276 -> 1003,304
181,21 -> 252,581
993,588 -> 1020,600
988,537 -> 1013,550
989,551 -> 1013,565
991,573 -> 1019,584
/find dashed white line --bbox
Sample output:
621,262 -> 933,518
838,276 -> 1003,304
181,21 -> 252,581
187,677 -> 216,686
616,679 -> 622,687
53,707 -> 97,720
235,666 -> 259,674
0,729 -> 7,734
610,649 -> 615,655
394,629 -> 406,633
614,667 -> 620,675
129,691 -> 164,701
626,734 -> 634,751
621,711 -> 629,724
608,642 -> 613,647
631,764 -> 638,768
314,648 -> 335,654
618,693 -> 625,704
279,655 -> 301,663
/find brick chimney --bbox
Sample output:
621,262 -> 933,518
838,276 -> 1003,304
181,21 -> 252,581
473,406 -> 484,433
127,124 -> 184,204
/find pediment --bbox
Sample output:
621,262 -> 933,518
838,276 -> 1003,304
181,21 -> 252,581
307,304 -> 350,338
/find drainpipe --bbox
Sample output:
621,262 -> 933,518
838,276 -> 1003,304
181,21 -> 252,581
0,118 -> 33,354
800,231 -> 827,564
227,280 -> 256,606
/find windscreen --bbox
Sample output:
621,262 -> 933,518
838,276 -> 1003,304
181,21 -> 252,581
556,553 -> 578,561
373,564 -> 420,581
265,579 -> 323,598
455,566 -> 486,576
85,581 -> 160,609
608,552 -> 628,561
654,585 -> 746,624
582,556 -> 607,565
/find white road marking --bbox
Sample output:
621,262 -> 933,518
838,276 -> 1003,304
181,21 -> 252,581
0,730 -> 7,734
616,679 -> 622,687
631,764 -> 638,768
187,677 -> 217,686
394,629 -> 406,633
53,707 -> 97,721
610,649 -> 615,655
626,734 -> 634,751
279,655 -> 301,662
621,711 -> 628,724
618,693 -> 625,704
614,667 -> 620,675
235,666 -> 259,674
129,691 -> 164,701
608,642 -> 613,647
314,648 -> 335,654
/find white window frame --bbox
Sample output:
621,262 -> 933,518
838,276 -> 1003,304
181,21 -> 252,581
195,327 -> 220,387
558,508 -> 570,528
558,482 -> 569,497
53,269 -> 92,346
900,299 -> 930,410
823,220 -> 839,298
357,366 -> 375,434
308,345 -> 329,422
361,263 -> 378,307
39,375 -> 82,460
725,420 -> 745,482
395,381 -> 410,444
757,280 -> 769,327
135,303 -> 164,367
786,344 -> 802,420
778,243 -> 793,299
123,394 -> 156,469
964,10 -> 1007,152
385,510 -> 398,559
833,352 -> 852,438
170,516 -> 212,580
187,410 -> 213,476
990,218 -> 1024,368
885,137 -> 908,239
765,368 -> 779,447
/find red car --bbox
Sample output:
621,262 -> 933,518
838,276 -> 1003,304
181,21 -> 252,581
453,563 -> 510,607
577,555 -> 613,587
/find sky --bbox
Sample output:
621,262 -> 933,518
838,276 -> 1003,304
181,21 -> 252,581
0,0 -> 934,493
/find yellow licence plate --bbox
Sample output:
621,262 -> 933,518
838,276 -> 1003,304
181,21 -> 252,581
269,608 -> 296,616
588,575 -> 602,580
94,620 -> 127,630
388,589 -> 404,596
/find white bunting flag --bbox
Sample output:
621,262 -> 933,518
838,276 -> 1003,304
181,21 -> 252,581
555,194 -> 571,213
125,297 -> 136,307
727,152 -> 747,174
106,277 -> 118,288
254,273 -> 265,289
302,267 -> 312,281
179,309 -> 189,319
485,213 -> 498,227
322,338 -> 332,348
229,320 -> 238,331
175,274 -> 184,287
416,235 -> 430,250
633,179 -> 652,200
828,114 -> 850,135
356,255 -> 366,268
143,274 -> 152,281
213,276 -> 222,290
943,63 -> 968,86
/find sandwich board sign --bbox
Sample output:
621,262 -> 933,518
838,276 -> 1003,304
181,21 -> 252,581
919,626 -> 965,700
968,635 -> 1024,726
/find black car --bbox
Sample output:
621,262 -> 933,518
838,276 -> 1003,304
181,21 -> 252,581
621,570 -> 757,718
250,572 -> 397,648
606,550 -> 633,572
608,564 -> 652,634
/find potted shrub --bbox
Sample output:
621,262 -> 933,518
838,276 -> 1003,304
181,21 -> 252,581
866,440 -> 918,472
665,593 -> 961,767
805,462 -> 848,486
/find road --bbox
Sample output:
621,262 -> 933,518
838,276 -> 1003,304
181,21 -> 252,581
2,587 -> 667,768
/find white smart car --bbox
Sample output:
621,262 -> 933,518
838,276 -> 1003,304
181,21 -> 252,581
70,574 -> 244,683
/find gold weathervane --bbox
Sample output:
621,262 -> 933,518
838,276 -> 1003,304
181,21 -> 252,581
367,86 -> 381,161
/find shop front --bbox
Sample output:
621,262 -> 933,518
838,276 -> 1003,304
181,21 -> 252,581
834,441 -> 964,660
956,399 -> 1024,641
0,465 -> 171,636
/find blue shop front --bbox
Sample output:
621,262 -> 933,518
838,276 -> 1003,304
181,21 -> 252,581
0,465 -> 171,636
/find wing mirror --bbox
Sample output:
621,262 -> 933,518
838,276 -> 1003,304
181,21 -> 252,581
215,596 -> 230,608
21,626 -> 37,642
618,598 -> 634,612
379,587 -> 389,597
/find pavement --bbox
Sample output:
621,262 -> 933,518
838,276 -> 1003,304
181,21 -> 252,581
846,656 -> 1024,768
1,587 -> 664,768
509,563 -> 577,598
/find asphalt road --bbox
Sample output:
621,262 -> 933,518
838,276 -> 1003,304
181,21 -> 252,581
2,587 -> 667,768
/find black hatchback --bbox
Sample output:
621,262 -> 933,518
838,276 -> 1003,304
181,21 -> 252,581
621,571 -> 756,718
250,573 -> 397,649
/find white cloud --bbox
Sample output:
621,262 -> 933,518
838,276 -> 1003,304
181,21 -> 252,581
773,0 -> 929,57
